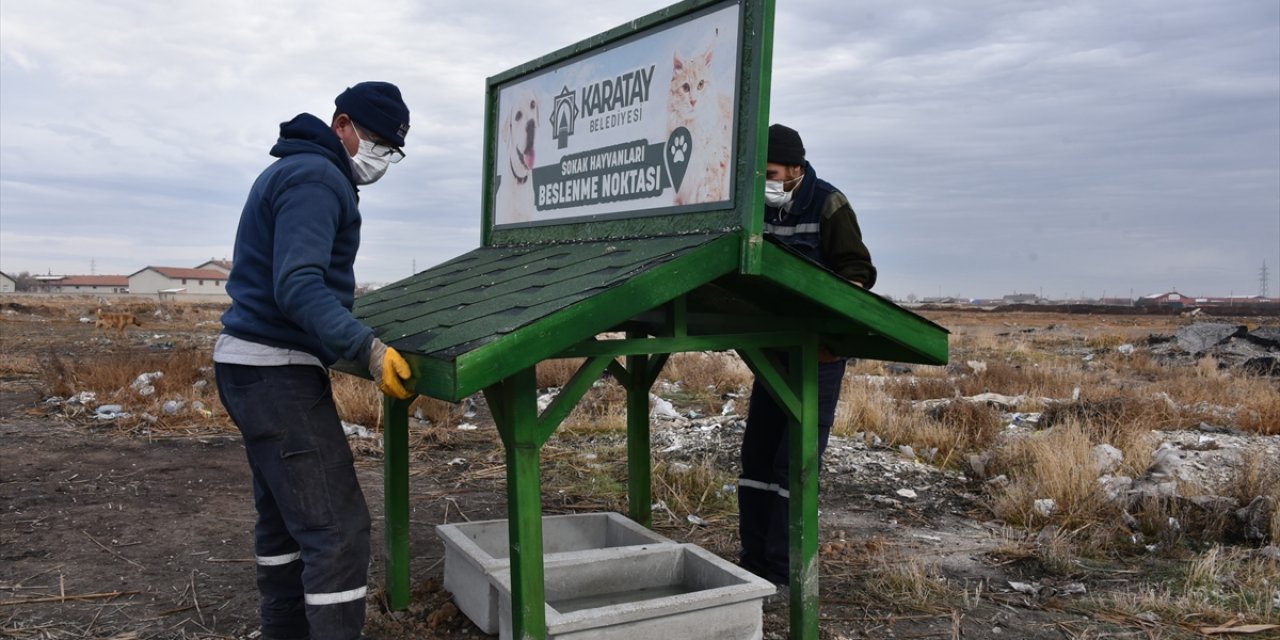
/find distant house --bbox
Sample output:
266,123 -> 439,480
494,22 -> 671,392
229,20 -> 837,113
129,266 -> 229,299
1099,297 -> 1134,306
195,259 -> 233,275
49,275 -> 130,294
32,275 -> 65,293
1136,291 -> 1194,309
0,271 -> 14,293
1001,293 -> 1040,305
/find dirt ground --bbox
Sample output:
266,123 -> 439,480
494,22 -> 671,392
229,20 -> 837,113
0,303 -> 1269,639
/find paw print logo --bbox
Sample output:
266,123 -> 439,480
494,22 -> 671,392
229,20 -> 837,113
669,133 -> 688,164
665,126 -> 692,191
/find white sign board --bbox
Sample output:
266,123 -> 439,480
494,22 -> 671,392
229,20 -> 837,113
492,3 -> 741,227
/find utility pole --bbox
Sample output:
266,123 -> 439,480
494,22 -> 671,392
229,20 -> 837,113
1261,260 -> 1270,298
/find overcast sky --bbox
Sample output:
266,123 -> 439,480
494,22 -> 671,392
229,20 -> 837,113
2,0 -> 1277,300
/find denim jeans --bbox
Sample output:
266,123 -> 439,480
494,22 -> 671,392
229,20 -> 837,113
216,363 -> 370,640
738,358 -> 846,583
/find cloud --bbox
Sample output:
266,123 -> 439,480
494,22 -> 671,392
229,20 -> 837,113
1,0 -> 1276,299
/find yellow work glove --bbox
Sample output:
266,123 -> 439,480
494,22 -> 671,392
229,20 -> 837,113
367,338 -> 415,400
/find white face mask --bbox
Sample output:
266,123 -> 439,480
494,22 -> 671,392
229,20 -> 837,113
764,180 -> 791,207
764,174 -> 801,208
349,136 -> 391,185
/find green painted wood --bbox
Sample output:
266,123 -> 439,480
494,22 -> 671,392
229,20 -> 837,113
625,334 -> 653,528
452,234 -> 741,398
382,395 -> 413,611
344,2 -> 942,638
358,234 -> 729,354
643,352 -> 670,389
788,340 -> 821,637
483,369 -> 547,640
756,240 -> 949,365
736,347 -> 799,419
739,0 -> 776,275
367,241 -> 680,339
536,355 -> 616,446
668,296 -> 688,338
556,332 -> 803,358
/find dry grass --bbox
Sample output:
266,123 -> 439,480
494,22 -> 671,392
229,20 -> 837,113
881,375 -> 955,402
536,357 -> 587,388
561,383 -> 629,432
19,301 -> 1279,577
539,438 -> 629,510
862,556 -> 958,612
832,377 -> 897,436
661,351 -> 752,397
651,458 -> 737,523
40,347 -> 230,433
1097,546 -> 1279,626
986,421 -> 1119,529
329,372 -> 458,424
1220,451 -> 1280,543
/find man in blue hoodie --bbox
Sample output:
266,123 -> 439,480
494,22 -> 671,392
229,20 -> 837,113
214,82 -> 415,640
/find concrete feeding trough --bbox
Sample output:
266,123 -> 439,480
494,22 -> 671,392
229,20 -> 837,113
437,512 -> 675,633
492,543 -> 775,640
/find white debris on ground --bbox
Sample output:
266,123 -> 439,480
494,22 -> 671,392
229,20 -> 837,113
536,388 -> 560,413
639,370 -> 1279,549
342,421 -> 376,439
131,371 -> 164,396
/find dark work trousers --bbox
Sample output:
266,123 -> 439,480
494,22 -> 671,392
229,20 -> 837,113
738,358 -> 847,584
215,363 -> 370,640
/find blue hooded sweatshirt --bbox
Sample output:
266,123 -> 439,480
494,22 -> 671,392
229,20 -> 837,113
220,113 -> 374,366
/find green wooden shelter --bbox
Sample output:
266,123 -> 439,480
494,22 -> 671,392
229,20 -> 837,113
344,1 -> 949,638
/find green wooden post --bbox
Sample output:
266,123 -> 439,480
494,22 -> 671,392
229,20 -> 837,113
382,395 -> 414,610
788,339 -> 821,638
625,331 -> 652,527
486,368 -> 547,640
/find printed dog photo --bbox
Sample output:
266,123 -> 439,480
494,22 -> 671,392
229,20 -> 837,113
496,87 -> 540,223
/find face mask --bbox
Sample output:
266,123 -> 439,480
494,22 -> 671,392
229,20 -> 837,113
764,180 -> 791,207
349,137 -> 390,185
764,174 -> 801,208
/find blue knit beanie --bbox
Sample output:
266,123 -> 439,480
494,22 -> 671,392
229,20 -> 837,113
335,81 -> 410,147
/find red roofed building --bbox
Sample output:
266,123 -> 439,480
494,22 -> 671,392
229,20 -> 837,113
47,275 -> 131,294
129,266 -> 229,299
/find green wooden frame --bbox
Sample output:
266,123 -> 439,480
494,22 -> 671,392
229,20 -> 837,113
340,1 -> 952,638
345,232 -> 948,639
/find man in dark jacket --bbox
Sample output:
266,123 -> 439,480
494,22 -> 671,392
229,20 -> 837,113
214,81 -> 415,640
738,124 -> 876,593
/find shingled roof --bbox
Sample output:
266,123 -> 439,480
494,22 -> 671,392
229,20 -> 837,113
351,232 -> 947,401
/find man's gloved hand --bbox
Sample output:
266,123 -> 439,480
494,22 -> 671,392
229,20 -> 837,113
367,338 -> 415,400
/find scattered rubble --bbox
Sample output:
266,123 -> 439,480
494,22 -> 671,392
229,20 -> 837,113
132,370 -> 164,396
1149,322 -> 1280,375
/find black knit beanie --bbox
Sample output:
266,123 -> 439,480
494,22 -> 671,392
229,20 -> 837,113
335,82 -> 411,147
768,124 -> 805,166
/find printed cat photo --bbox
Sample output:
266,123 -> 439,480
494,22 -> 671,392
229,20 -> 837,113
667,37 -> 733,206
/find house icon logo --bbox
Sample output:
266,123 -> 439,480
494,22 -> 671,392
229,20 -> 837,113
550,86 -> 579,149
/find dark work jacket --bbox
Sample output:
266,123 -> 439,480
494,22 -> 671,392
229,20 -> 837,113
764,162 -> 877,289
220,113 -> 375,366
